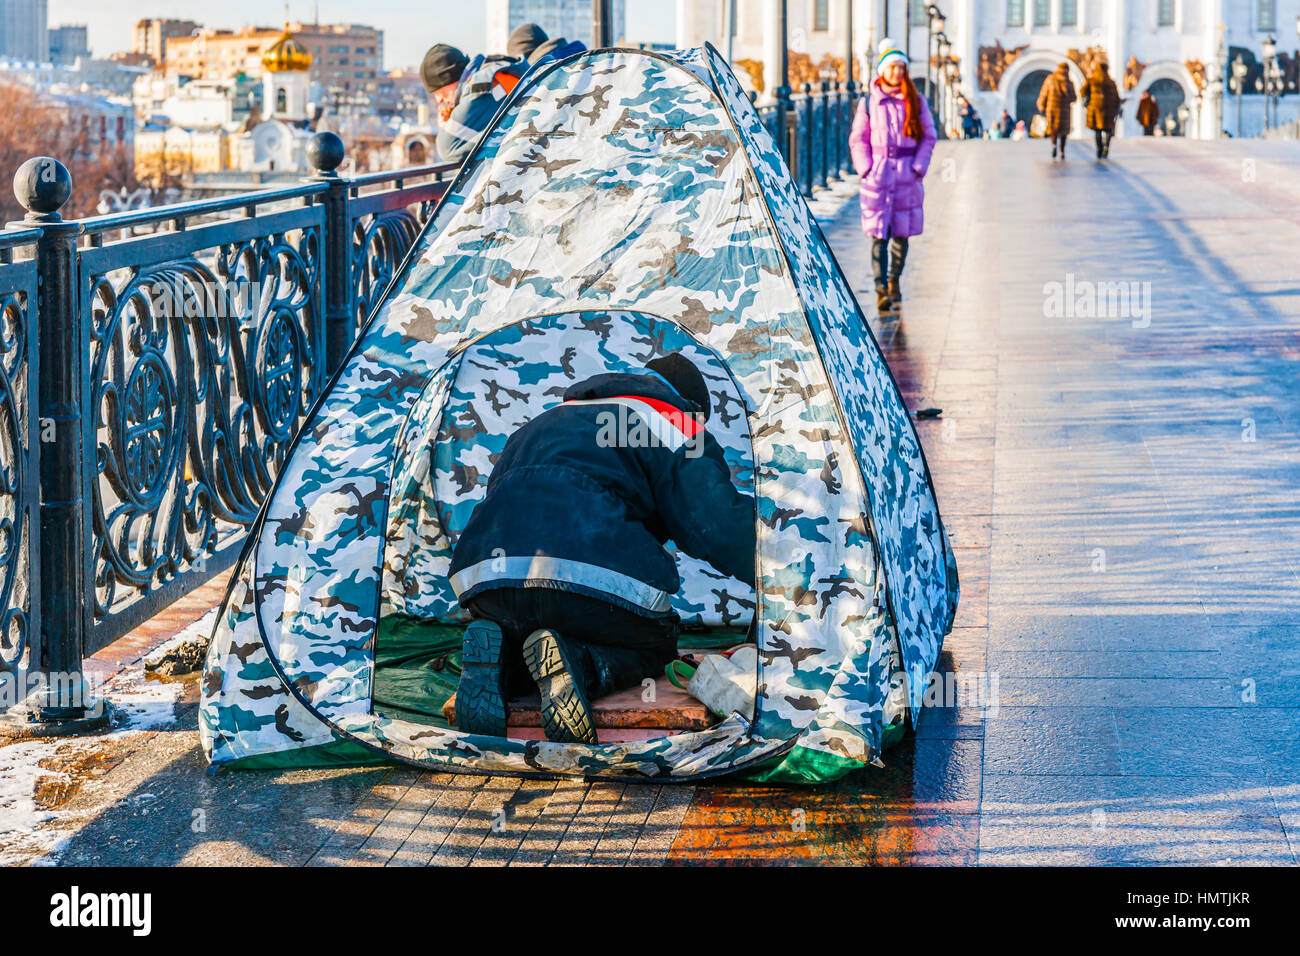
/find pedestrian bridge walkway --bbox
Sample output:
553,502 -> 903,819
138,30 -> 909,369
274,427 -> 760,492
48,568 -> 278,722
4,138 -> 1298,865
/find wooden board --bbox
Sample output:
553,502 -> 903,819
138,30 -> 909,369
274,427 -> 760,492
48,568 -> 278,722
443,677 -> 713,733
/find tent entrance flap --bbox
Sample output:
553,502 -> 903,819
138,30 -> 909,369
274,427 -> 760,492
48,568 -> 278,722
380,310 -> 758,629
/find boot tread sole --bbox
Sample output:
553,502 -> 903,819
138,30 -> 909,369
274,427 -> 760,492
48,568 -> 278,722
522,630 -> 597,745
455,622 -> 507,737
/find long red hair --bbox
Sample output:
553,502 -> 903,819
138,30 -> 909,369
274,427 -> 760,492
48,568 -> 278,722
876,70 -> 925,142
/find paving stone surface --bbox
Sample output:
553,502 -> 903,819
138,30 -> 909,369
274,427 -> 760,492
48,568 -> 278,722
4,139 -> 1297,866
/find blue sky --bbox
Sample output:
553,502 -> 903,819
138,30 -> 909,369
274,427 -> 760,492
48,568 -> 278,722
48,0 -> 677,72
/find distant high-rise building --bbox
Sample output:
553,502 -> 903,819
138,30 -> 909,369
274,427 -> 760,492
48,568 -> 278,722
0,0 -> 50,63
484,0 -> 627,53
48,23 -> 88,65
133,18 -> 202,67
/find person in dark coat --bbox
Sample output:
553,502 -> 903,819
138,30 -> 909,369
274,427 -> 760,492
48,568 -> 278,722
1036,62 -> 1076,160
958,95 -> 982,139
996,109 -> 1014,139
423,42 -> 526,165
448,352 -> 756,743
1082,61 -> 1121,158
1136,91 -> 1160,135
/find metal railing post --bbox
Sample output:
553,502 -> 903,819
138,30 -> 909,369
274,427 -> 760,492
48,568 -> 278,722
308,133 -> 355,377
840,81 -> 851,174
1,157 -> 109,735
801,83 -> 815,197
819,80 -> 831,189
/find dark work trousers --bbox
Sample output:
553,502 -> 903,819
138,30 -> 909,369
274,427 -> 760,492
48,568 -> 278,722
871,235 -> 910,288
465,587 -> 681,701
1142,126 -> 1155,135
1094,128 -> 1113,156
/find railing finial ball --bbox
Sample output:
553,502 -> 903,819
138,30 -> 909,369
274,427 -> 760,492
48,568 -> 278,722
308,132 -> 346,176
13,156 -> 72,222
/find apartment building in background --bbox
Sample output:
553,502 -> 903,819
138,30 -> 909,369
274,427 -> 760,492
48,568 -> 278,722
133,18 -> 202,67
164,21 -> 383,92
48,24 -> 89,64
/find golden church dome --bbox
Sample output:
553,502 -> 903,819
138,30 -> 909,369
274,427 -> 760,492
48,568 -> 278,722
262,26 -> 313,73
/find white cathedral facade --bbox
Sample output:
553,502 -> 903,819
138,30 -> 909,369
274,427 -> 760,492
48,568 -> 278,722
676,1 -> 1300,138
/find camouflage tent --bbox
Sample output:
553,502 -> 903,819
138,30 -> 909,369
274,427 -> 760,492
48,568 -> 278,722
200,45 -> 958,785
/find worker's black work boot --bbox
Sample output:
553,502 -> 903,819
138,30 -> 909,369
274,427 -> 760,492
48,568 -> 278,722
522,628 -> 598,744
455,620 -> 509,736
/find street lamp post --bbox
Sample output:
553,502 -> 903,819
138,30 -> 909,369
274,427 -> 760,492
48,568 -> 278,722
842,0 -> 856,175
1230,55 -> 1248,137
926,6 -> 946,113
1211,28 -> 1227,137
944,58 -> 959,137
592,0 -> 613,48
1263,36 -> 1275,127
936,33 -> 951,136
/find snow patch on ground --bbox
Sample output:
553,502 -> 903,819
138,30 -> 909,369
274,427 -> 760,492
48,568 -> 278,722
0,741 -> 74,865
0,612 -> 206,863
106,672 -> 186,732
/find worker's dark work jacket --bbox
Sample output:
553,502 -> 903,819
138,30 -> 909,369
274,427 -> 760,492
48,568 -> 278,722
436,54 -> 523,164
449,372 -> 756,617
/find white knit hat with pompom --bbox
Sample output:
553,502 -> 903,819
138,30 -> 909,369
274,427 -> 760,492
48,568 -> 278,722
876,39 -> 908,76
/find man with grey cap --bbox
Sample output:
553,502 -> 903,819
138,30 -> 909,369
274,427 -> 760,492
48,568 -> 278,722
424,36 -> 529,164
507,22 -> 548,61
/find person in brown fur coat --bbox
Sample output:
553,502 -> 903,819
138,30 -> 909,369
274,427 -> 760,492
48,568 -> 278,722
1083,61 -> 1122,158
1036,62 -> 1077,160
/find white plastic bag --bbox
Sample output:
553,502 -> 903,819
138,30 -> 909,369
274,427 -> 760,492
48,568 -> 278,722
685,645 -> 758,721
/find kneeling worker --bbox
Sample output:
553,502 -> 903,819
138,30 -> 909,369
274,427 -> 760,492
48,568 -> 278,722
448,353 -> 756,743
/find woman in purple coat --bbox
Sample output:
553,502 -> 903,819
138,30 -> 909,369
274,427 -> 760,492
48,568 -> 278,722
849,38 -> 937,316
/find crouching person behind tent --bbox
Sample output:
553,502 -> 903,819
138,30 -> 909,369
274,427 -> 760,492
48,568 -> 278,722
447,353 -> 756,744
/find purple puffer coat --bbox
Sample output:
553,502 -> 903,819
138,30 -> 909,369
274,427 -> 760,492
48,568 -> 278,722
849,81 -> 938,239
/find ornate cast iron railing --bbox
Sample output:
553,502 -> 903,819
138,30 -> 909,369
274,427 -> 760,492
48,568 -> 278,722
0,228 -> 41,676
346,164 -> 453,335
756,78 -> 859,196
78,186 -> 328,647
0,137 -> 455,724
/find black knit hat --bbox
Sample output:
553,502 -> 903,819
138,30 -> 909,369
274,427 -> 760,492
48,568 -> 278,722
508,22 -> 548,60
646,353 -> 711,421
420,43 -> 469,93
